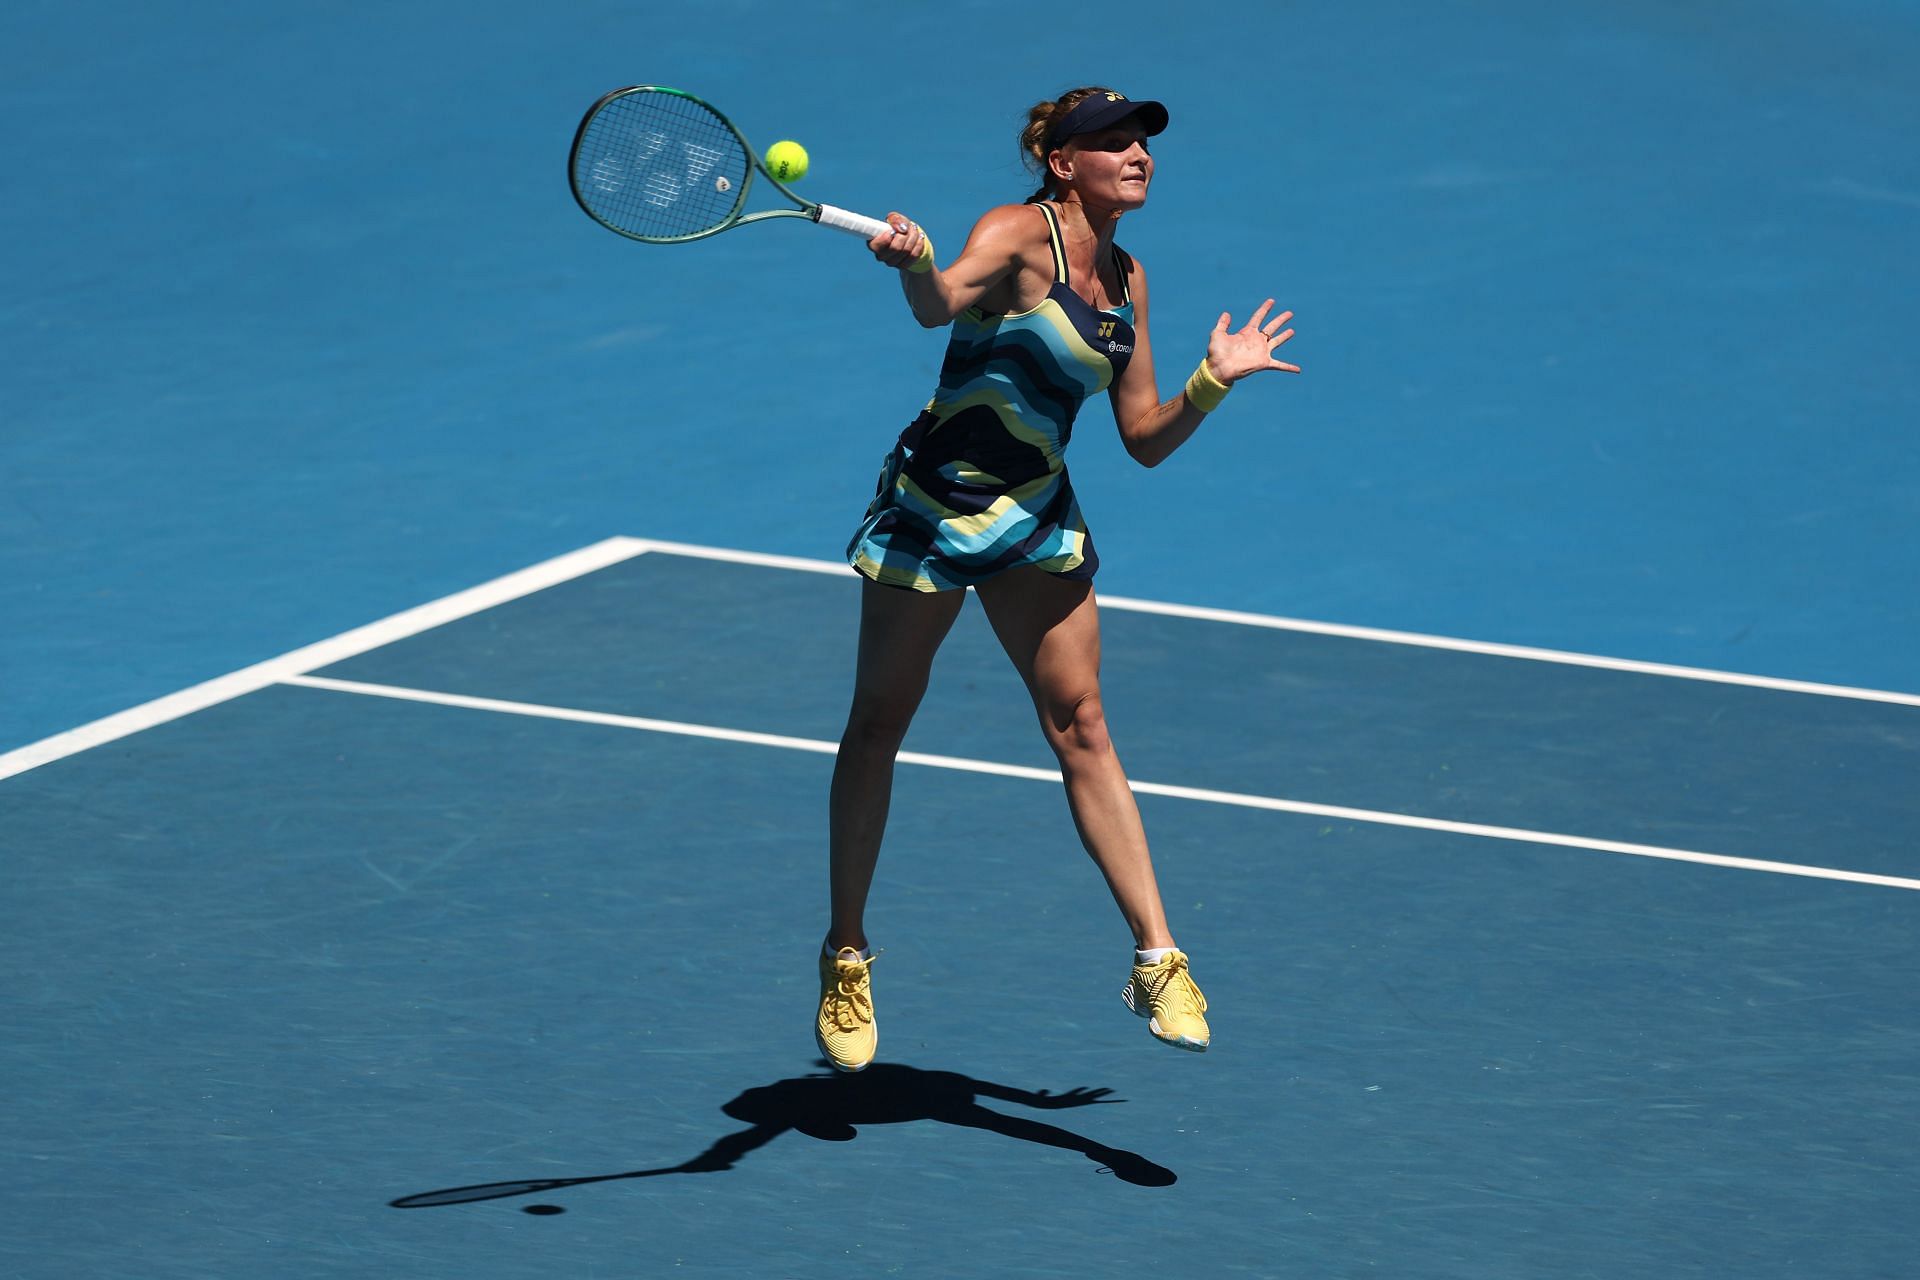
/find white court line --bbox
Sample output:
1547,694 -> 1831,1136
282,673 -> 1920,894
625,538 -> 1920,708
7,534 -> 1917,788
0,537 -> 655,782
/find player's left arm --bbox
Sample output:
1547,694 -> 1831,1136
1111,257 -> 1299,468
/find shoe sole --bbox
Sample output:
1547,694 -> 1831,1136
815,1027 -> 874,1073
1122,982 -> 1209,1053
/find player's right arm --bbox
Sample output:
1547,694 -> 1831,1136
868,205 -> 1041,328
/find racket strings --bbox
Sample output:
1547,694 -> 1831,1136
573,91 -> 750,240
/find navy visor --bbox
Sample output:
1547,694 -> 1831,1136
1045,92 -> 1169,152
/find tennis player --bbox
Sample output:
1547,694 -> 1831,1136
817,87 -> 1299,1072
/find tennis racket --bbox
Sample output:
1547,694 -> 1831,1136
569,86 -> 894,245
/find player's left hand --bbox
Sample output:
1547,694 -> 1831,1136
1206,300 -> 1300,382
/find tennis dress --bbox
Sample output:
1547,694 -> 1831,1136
847,203 -> 1136,591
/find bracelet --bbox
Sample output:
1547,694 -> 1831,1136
906,232 -> 935,274
1184,358 -> 1231,413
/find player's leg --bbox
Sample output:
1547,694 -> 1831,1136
972,567 -> 1171,946
828,578 -> 966,950
973,566 -> 1209,1051
820,578 -> 965,1072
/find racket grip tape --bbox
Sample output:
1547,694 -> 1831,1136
813,204 -> 895,240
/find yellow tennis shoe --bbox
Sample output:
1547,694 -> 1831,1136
816,946 -> 878,1073
1122,949 -> 1210,1052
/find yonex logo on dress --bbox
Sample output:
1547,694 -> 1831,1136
1098,321 -> 1116,338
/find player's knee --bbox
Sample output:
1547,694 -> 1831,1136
1046,692 -> 1111,758
843,700 -> 917,752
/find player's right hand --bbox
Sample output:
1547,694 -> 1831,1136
869,213 -> 926,270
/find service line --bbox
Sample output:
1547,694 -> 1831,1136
9,534 -> 1916,788
282,672 -> 1920,894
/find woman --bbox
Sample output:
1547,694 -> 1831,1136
817,87 -> 1299,1072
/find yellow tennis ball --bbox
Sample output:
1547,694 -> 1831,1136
766,140 -> 809,183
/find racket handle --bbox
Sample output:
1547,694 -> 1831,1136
813,204 -> 895,240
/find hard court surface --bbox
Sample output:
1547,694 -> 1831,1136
5,2 -> 1918,1276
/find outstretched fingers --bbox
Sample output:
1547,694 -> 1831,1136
1206,300 -> 1303,380
1263,305 -> 1300,373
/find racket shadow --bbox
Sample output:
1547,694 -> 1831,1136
390,1061 -> 1175,1207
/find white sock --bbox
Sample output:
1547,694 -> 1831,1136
825,941 -> 873,961
1135,946 -> 1177,966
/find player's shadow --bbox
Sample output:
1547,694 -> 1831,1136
391,1062 -> 1175,1208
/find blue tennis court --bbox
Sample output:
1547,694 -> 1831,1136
7,1 -> 1920,1276
6,541 -> 1918,1277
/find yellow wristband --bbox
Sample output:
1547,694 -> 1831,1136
1184,358 -> 1231,413
906,232 -> 935,274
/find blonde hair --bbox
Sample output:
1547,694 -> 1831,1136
1019,86 -> 1119,203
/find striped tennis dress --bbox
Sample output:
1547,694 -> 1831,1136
847,202 -> 1136,591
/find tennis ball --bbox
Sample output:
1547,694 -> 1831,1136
767,140 -> 809,183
